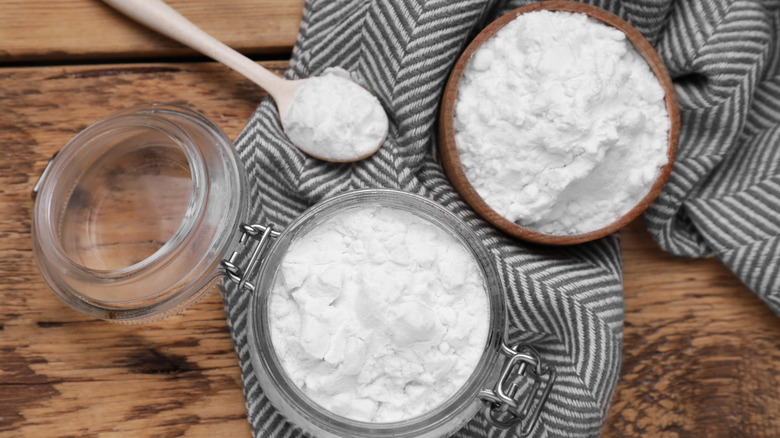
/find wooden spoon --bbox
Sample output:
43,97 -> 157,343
102,0 -> 387,162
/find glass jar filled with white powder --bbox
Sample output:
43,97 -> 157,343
241,190 -> 555,437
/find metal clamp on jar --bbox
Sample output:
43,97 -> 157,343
32,105 -> 554,437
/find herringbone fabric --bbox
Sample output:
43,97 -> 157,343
221,0 -> 779,436
640,0 -> 780,314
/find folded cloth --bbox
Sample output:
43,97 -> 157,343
641,0 -> 780,315
218,0 -> 704,436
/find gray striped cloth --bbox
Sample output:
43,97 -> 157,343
642,0 -> 780,314
222,0 -> 780,436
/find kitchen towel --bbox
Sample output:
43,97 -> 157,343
222,0 -> 779,436
641,0 -> 780,315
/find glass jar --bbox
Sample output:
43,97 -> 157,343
32,104 -> 245,323
239,190 -> 555,437
32,104 -> 554,436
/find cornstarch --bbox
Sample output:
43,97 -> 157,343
269,205 -> 489,422
283,68 -> 388,161
454,10 -> 669,235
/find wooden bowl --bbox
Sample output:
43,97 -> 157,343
439,0 -> 680,245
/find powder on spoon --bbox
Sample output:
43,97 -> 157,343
283,68 -> 388,162
269,205 -> 489,423
454,10 -> 670,235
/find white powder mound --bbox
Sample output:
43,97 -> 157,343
454,10 -> 670,235
283,68 -> 388,161
269,205 -> 489,423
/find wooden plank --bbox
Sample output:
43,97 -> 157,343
0,0 -> 304,63
608,223 -> 780,437
0,61 -> 277,437
1,62 -> 779,436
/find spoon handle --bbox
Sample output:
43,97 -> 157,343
102,0 -> 286,97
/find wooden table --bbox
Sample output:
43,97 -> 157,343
2,1 -> 779,437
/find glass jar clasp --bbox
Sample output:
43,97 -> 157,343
479,342 -> 556,435
222,223 -> 280,292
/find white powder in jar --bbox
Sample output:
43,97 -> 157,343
454,10 -> 670,235
283,68 -> 388,161
269,205 -> 489,423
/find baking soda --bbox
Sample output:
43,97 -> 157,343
454,10 -> 669,235
269,205 -> 489,422
283,68 -> 388,161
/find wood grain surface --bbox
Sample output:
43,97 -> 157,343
0,0 -> 304,63
2,62 -> 780,437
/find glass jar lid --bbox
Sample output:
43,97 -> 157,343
32,104 -> 245,323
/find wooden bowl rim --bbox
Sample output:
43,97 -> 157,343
439,0 -> 681,246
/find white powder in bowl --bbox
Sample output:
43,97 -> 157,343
454,10 -> 670,235
269,205 -> 489,423
283,68 -> 388,162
